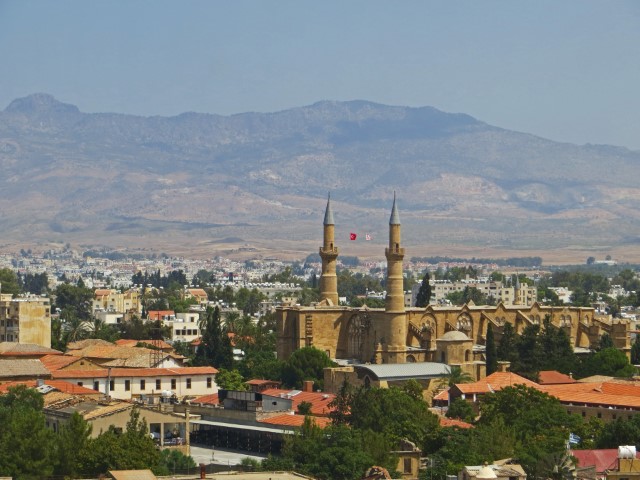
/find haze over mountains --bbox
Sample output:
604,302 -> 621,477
1,93 -> 639,262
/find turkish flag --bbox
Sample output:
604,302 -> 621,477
350,233 -> 357,240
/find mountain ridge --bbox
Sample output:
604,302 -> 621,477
1,93 -> 640,262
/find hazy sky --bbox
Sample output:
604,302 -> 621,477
1,0 -> 639,149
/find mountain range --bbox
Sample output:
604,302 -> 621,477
1,93 -> 639,263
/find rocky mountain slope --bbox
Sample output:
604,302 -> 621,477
1,93 -> 639,262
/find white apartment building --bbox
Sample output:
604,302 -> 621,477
165,312 -> 201,344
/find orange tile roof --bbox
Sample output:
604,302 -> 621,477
541,381 -> 640,409
0,379 -> 102,396
246,379 -> 281,386
52,366 -> 217,379
433,389 -> 449,401
538,370 -> 577,385
261,388 -> 336,416
455,372 -> 538,394
187,288 -> 208,297
260,414 -> 332,428
193,393 -> 219,405
148,310 -> 175,320
439,417 -> 474,429
115,339 -> 173,350
94,289 -> 113,296
39,354 -> 87,371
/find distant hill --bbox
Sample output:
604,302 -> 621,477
1,93 -> 639,262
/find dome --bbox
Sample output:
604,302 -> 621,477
476,465 -> 497,480
439,330 -> 470,341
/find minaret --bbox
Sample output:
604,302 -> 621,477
319,194 -> 339,306
383,192 -> 407,362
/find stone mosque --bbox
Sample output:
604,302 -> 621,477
275,195 -> 630,383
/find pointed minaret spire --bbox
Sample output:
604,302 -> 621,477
319,193 -> 339,306
389,191 -> 400,225
384,192 -> 407,363
324,192 -> 334,226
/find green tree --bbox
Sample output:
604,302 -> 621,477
297,401 -> 313,415
485,323 -> 498,375
54,412 -> 93,478
271,417 -> 398,480
349,386 -> 439,448
415,271 -> 432,307
579,347 -> 637,378
194,306 -> 233,369
446,398 -> 475,423
439,366 -> 473,388
281,347 -> 335,390
595,414 -> 640,449
632,336 -> 640,365
215,368 -> 248,391
478,385 -> 581,478
0,268 -> 22,296
0,385 -> 55,479
158,449 -> 197,474
497,322 -> 519,364
597,333 -> 615,351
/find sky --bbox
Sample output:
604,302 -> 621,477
1,0 -> 639,150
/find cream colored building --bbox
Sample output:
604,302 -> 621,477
51,366 -> 218,401
0,293 -> 52,348
92,288 -> 142,315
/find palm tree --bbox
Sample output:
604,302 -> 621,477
223,311 -> 241,333
439,365 -> 474,388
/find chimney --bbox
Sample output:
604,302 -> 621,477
199,463 -> 206,479
303,380 -> 314,393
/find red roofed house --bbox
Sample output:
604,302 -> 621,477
448,371 -> 538,405
538,370 -> 577,385
572,448 -> 640,480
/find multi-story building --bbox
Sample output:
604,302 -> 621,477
0,293 -> 52,348
166,312 -> 201,344
92,288 -> 142,316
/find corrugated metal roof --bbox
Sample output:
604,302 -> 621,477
356,362 -> 450,380
191,418 -> 294,434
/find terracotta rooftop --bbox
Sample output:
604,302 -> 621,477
439,417 -> 474,429
0,379 -> 102,396
538,370 -> 577,385
147,310 -> 175,320
542,381 -> 640,409
115,339 -> 173,350
192,393 -> 219,405
261,388 -> 336,416
52,366 -> 217,379
260,413 -> 332,428
66,339 -> 113,351
454,371 -> 538,395
246,379 -> 281,386
0,343 -> 62,356
0,358 -> 51,378
39,354 -> 89,371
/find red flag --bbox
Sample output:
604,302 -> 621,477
350,232 -> 357,240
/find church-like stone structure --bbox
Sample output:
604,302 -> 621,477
275,195 -> 630,380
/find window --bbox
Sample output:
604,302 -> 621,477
140,379 -> 146,390
77,382 -> 83,387
186,378 -> 192,389
109,380 -> 114,391
125,380 -> 130,391
206,377 -> 212,388
94,381 -> 99,391
171,379 -> 176,390
156,379 -> 161,390
403,459 -> 412,474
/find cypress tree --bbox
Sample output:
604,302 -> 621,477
415,271 -> 432,307
486,323 -> 498,375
